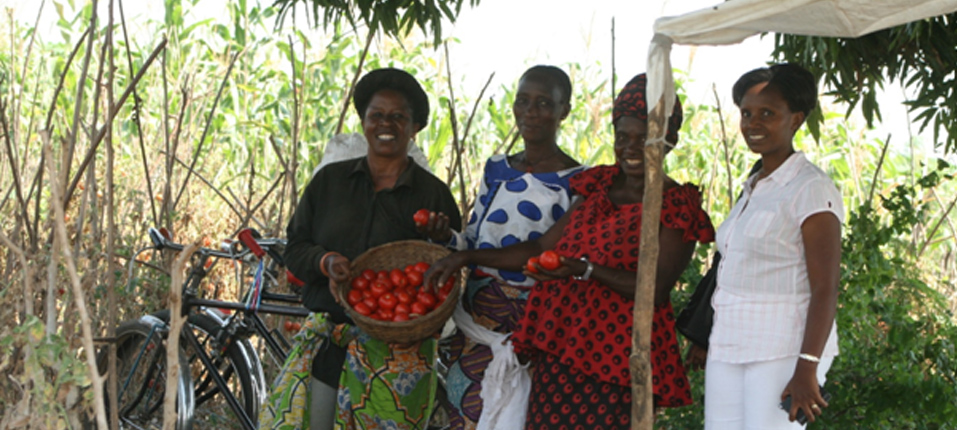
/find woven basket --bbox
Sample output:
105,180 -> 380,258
339,240 -> 466,344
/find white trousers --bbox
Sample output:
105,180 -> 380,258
704,356 -> 834,430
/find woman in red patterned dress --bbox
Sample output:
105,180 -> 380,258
427,73 -> 714,428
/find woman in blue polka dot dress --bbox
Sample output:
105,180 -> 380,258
430,65 -> 586,430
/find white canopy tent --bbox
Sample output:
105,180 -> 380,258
630,1 -> 957,427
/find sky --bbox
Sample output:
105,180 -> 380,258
1,0 -> 940,156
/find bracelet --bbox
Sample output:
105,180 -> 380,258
798,353 -> 821,363
319,252 -> 342,277
574,257 -> 594,281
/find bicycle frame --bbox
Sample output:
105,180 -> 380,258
141,228 -> 311,430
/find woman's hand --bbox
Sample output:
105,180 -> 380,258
415,210 -> 453,243
781,362 -> 827,423
524,256 -> 587,282
423,252 -> 469,293
325,254 -> 351,303
684,343 -> 707,371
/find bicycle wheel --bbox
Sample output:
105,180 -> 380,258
101,314 -> 193,430
155,310 -> 260,429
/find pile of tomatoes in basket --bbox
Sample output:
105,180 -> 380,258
346,261 -> 456,322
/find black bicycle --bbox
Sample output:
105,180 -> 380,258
99,227 -> 309,429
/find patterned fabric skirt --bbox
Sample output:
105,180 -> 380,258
259,313 -> 438,430
525,352 -> 632,430
443,276 -> 530,430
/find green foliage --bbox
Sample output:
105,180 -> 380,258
773,13 -> 957,154
271,0 -> 481,45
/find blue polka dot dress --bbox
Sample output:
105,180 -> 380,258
448,154 -> 586,286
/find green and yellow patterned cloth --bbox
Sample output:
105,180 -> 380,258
260,313 -> 438,430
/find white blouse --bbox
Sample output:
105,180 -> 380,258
710,152 -> 843,363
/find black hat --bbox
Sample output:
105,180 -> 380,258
353,68 -> 429,131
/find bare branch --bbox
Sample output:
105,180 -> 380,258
172,51 -> 240,210
65,38 -> 168,212
866,135 -> 892,209
45,136 -> 108,430
119,0 -> 158,226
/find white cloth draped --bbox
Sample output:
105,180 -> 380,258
451,302 -> 531,430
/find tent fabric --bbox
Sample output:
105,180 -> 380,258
646,0 -> 957,121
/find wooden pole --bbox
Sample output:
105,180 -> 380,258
629,98 -> 668,430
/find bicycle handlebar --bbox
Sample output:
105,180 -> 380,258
147,227 -> 286,262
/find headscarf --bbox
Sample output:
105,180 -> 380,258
353,68 -> 430,131
612,73 -> 683,144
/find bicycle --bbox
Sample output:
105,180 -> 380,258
99,227 -> 309,429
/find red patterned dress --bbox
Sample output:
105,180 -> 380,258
513,165 -> 715,429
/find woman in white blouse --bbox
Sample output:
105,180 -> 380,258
705,63 -> 842,429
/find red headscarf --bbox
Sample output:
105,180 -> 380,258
612,73 -> 683,143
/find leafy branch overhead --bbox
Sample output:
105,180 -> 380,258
772,13 -> 957,154
271,0 -> 481,45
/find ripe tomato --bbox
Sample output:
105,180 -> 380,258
393,312 -> 410,322
377,270 -> 390,281
377,309 -> 394,321
396,291 -> 414,305
394,303 -> 411,315
361,269 -> 376,281
405,264 -> 417,274
362,289 -> 374,299
370,281 -> 390,298
413,208 -> 431,226
416,291 -> 438,310
354,302 -> 373,316
347,289 -> 363,306
410,301 -> 429,316
539,250 -> 561,270
437,289 -> 450,303
290,322 -> 301,331
406,271 -> 423,288
351,277 -> 369,291
362,297 -> 379,313
378,292 -> 398,311
414,261 -> 431,273
440,276 -> 456,294
284,321 -> 294,331
526,256 -> 540,273
390,269 -> 409,288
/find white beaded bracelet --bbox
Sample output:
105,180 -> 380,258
799,353 -> 821,363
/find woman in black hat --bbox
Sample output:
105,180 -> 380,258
276,68 -> 462,430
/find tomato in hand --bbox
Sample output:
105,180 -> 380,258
354,302 -> 373,316
539,250 -> 561,270
378,292 -> 398,311
413,208 -> 431,226
526,256 -> 540,274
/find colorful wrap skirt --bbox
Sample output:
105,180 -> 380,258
260,313 -> 438,430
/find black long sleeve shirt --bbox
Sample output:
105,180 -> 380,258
284,156 -> 462,323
